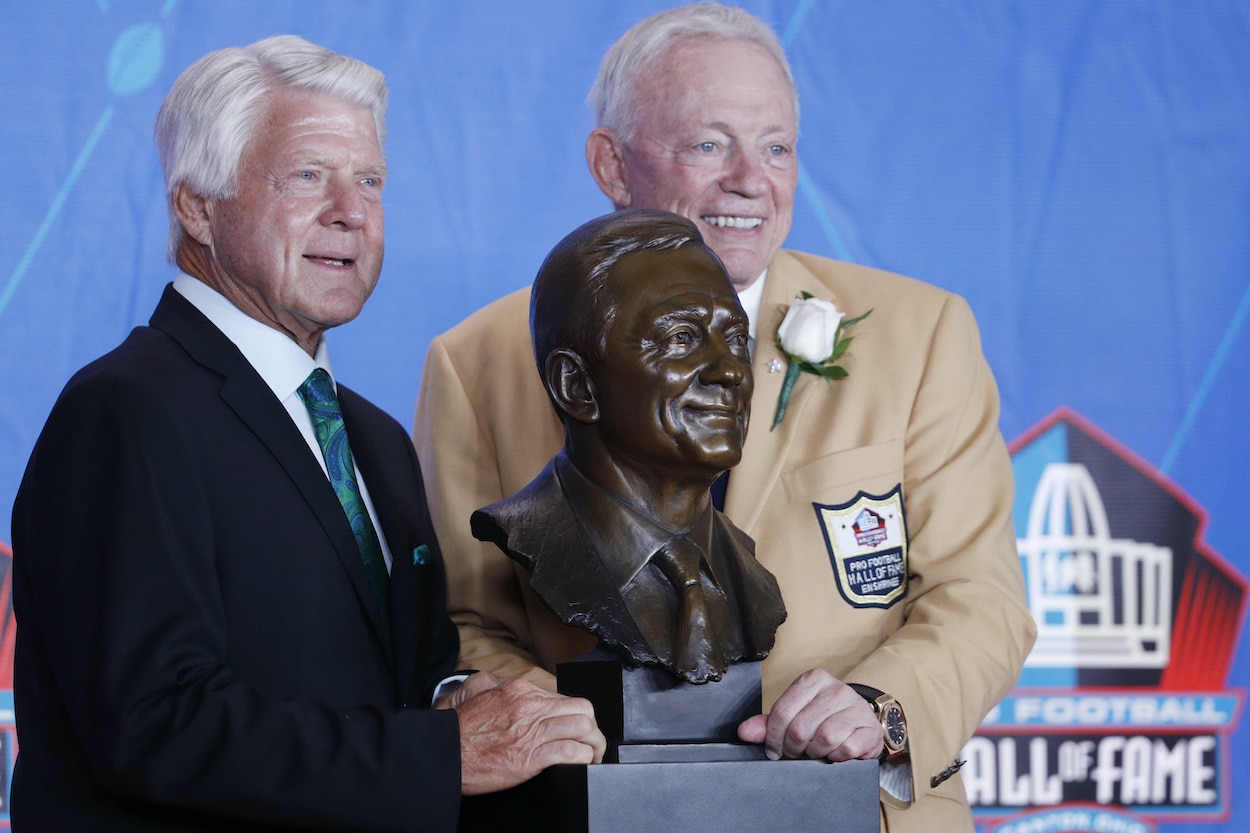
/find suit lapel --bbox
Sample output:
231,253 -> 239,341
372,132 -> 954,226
338,391 -> 412,671
725,253 -> 839,535
513,467 -> 652,657
149,287 -> 391,664
340,391 -> 431,693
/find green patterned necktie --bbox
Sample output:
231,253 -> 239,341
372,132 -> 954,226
298,368 -> 392,654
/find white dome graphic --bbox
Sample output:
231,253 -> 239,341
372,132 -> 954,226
1019,463 -> 1172,668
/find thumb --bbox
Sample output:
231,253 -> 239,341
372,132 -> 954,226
737,713 -> 767,744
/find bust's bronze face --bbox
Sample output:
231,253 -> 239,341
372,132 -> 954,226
586,244 -> 753,480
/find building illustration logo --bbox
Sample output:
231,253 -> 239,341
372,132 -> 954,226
969,408 -> 1246,833
852,507 -> 888,549
1022,462 -> 1172,670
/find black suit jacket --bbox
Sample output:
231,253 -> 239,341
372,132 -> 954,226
11,286 -> 461,831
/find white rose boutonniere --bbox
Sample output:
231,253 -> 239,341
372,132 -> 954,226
771,293 -> 872,429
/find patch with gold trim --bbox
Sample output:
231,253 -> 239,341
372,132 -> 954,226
815,486 -> 909,608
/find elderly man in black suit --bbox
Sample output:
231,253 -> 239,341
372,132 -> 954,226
9,35 -> 603,832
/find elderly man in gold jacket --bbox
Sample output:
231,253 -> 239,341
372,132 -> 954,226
413,5 -> 1037,830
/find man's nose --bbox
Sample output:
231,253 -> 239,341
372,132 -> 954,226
322,177 -> 368,229
719,147 -> 769,198
698,339 -> 748,386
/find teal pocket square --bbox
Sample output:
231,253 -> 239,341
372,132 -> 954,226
412,544 -> 429,566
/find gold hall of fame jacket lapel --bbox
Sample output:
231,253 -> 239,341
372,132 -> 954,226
723,256 -> 831,535
726,253 -> 911,613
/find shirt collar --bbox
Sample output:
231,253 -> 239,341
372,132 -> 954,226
553,453 -> 717,591
173,274 -> 332,398
735,268 -> 768,341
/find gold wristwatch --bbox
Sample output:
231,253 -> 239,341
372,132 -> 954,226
850,683 -> 908,762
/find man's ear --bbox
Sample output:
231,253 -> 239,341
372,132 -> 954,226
586,128 -> 631,209
172,181 -> 215,247
545,348 -> 600,424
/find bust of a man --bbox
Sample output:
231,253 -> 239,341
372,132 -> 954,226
471,209 -> 786,684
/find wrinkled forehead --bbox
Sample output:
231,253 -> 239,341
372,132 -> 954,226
638,36 -> 797,127
247,88 -> 382,152
599,244 -> 740,322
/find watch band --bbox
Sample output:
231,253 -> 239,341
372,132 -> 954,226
849,683 -> 909,762
848,683 -> 887,703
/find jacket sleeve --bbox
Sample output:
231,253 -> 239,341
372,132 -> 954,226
845,293 -> 1037,803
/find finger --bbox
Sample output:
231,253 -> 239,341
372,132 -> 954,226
803,720 -> 883,762
527,706 -> 597,739
434,671 -> 492,710
495,677 -> 592,709
851,725 -> 887,761
783,690 -> 877,760
537,713 -> 608,763
454,670 -> 502,701
525,699 -> 606,760
763,677 -> 826,758
526,736 -> 602,771
771,682 -> 851,758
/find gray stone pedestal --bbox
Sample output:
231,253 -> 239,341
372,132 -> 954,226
458,652 -> 880,832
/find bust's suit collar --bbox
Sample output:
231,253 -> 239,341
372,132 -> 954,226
473,457 -> 655,660
554,453 -> 718,591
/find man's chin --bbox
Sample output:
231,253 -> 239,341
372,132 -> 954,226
682,437 -> 744,472
305,289 -> 372,329
697,238 -> 771,286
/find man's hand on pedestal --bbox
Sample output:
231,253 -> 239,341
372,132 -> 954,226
441,670 -> 607,795
736,668 -> 883,762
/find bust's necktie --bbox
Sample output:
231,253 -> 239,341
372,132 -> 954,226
298,369 -> 392,654
653,537 -> 727,683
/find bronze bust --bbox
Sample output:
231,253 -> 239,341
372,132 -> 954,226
472,210 -> 786,684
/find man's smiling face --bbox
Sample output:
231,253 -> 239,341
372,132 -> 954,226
587,243 -> 753,481
614,36 -> 798,291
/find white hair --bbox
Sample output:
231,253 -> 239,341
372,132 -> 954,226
588,2 -> 799,144
154,35 -> 387,260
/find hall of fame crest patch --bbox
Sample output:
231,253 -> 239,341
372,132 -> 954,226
815,486 -> 908,608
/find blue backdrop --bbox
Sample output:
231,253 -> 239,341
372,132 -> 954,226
1,3 -> 1247,831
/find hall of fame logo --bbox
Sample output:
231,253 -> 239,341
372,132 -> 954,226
814,485 -> 908,609
968,408 -> 1246,833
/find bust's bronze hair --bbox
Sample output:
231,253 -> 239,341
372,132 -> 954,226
473,209 -> 785,684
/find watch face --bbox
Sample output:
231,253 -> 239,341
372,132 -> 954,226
884,704 -> 906,749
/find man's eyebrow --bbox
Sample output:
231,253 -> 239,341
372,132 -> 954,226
292,151 -> 336,167
704,120 -> 795,137
654,305 -> 709,324
290,154 -> 388,179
